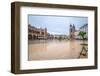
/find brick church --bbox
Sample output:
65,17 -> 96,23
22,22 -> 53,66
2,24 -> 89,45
69,24 -> 76,40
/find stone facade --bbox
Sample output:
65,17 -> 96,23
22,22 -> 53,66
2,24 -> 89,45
79,24 -> 88,39
28,24 -> 47,40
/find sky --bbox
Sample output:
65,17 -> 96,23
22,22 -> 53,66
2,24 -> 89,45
28,15 -> 88,35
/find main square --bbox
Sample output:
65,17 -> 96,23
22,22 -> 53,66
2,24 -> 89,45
28,15 -> 88,60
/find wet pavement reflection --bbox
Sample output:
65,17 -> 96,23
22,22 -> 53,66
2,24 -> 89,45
28,40 -> 87,60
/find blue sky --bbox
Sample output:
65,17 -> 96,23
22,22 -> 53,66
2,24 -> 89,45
28,15 -> 88,35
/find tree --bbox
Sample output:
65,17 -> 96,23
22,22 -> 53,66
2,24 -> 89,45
78,32 -> 87,58
78,31 -> 86,40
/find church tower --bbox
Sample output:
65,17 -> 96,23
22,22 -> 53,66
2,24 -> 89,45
69,24 -> 75,40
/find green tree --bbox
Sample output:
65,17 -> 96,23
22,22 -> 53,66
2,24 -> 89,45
78,32 -> 87,58
78,31 -> 86,40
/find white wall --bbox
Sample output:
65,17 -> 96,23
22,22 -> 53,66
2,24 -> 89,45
0,0 -> 100,76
